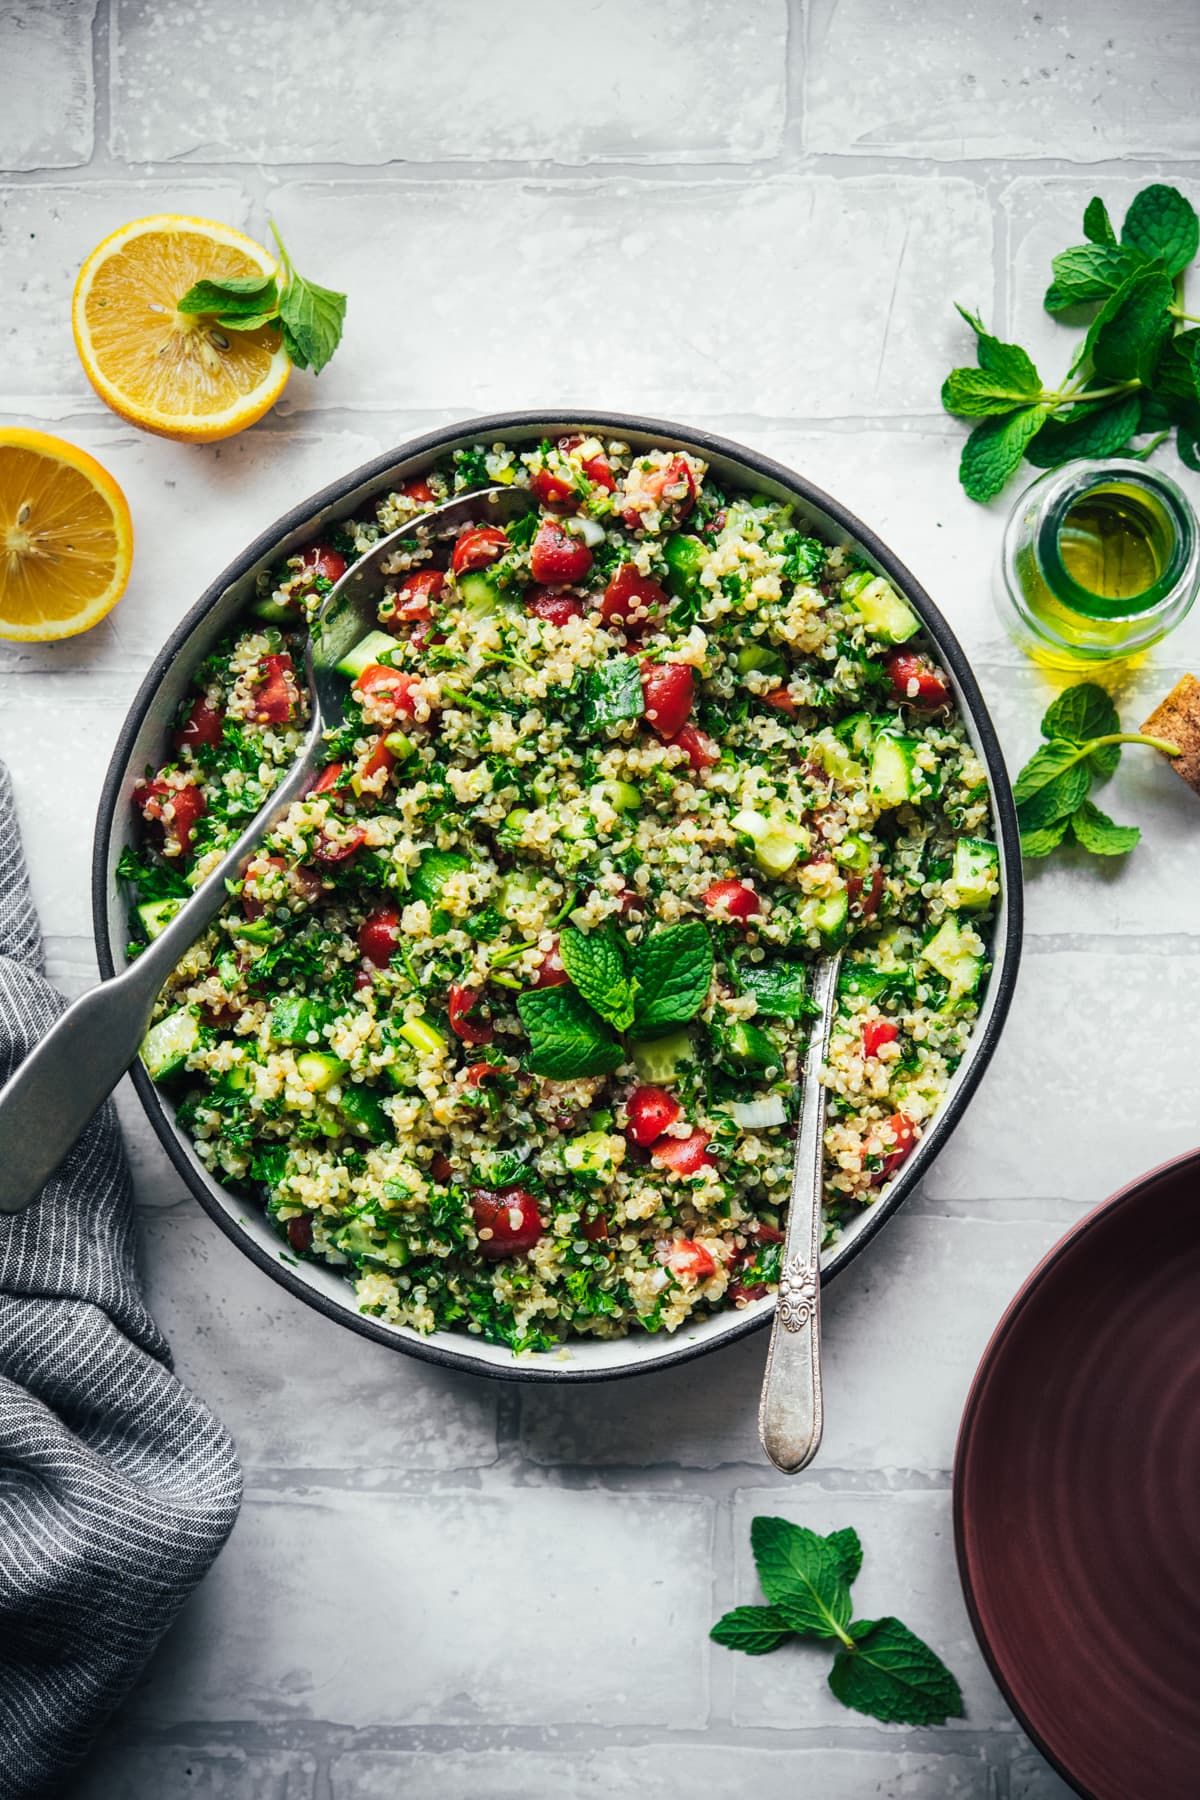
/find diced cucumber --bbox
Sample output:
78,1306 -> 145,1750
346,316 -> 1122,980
630,1027 -> 693,1086
952,837 -> 999,911
663,533 -> 708,598
333,1218 -> 408,1268
732,808 -> 811,877
812,886 -> 850,949
834,831 -> 874,873
270,995 -> 330,1046
338,1085 -> 392,1142
141,1007 -> 199,1082
724,1021 -> 779,1070
840,571 -> 921,644
296,1051 -> 349,1092
395,1016 -> 446,1057
457,570 -> 502,616
563,1130 -> 623,1177
921,916 -> 984,994
137,897 -> 180,940
869,734 -> 922,809
410,850 -> 470,907
736,644 -> 786,678
499,867 -> 545,920
813,730 -> 864,784
833,711 -> 875,755
591,779 -> 642,813
249,592 -> 299,625
498,808 -> 530,846
336,630 -> 402,680
382,730 -> 415,761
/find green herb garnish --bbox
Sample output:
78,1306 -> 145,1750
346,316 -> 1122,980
177,221 -> 347,376
1014,681 -> 1178,858
712,1516 -> 964,1729
942,184 -> 1200,500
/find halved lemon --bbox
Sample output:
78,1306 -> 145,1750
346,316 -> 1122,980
0,428 -> 134,642
72,214 -> 290,444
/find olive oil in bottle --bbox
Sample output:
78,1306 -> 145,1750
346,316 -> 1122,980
998,461 -> 1199,666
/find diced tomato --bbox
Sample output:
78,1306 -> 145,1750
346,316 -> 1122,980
136,777 -> 206,857
702,878 -> 760,920
309,762 -> 346,797
242,854 -> 285,920
617,887 -> 645,914
249,652 -> 299,725
878,1112 -> 918,1179
311,824 -> 366,866
353,964 -> 374,993
451,526 -> 509,577
471,1187 -> 544,1259
530,519 -> 593,585
599,563 -> 666,634
750,1219 -> 784,1245
400,476 -> 436,505
528,462 -> 578,509
560,434 -> 616,492
729,1280 -> 768,1305
623,455 -> 697,530
532,936 -> 570,989
640,659 -> 694,739
525,586 -> 584,627
173,696 -> 224,752
286,1215 -> 314,1253
626,1085 -> 682,1147
358,906 -> 402,967
847,866 -> 885,919
659,1237 -> 716,1281
431,1152 -> 453,1184
651,1130 -> 715,1176
354,663 -> 421,719
355,736 -> 397,794
580,1207 -> 609,1242
861,1019 -> 900,1058
763,688 -> 798,718
296,543 -> 348,595
886,650 -> 951,709
448,983 -> 493,1047
671,723 -> 720,770
392,569 -> 444,623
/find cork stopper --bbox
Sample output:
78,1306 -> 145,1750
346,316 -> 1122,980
1142,674 -> 1200,794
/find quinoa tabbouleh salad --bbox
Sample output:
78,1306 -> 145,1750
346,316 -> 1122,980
122,435 -> 999,1355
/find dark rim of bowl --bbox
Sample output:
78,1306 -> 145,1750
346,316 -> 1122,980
92,408 -> 1024,1383
952,1143 -> 1200,1800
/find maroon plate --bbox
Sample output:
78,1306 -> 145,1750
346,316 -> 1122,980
955,1150 -> 1200,1799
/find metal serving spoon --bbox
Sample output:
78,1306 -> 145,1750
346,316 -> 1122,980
0,486 -> 533,1214
758,949 -> 842,1473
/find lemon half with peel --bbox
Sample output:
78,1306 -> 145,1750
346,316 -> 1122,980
0,428 -> 134,642
72,214 -> 290,444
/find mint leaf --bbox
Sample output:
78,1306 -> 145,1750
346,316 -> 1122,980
828,1617 -> 965,1726
954,306 -> 1041,388
1025,392 -> 1141,468
959,405 -> 1050,503
1180,424 -> 1200,471
941,367 -> 1042,419
1122,183 -> 1200,278
1084,266 -> 1174,384
1016,760 -> 1092,833
215,309 -> 279,334
270,222 -> 347,376
1012,737 -> 1084,804
749,1516 -> 853,1643
630,921 -> 713,1035
1020,817 -> 1071,858
1044,243 -> 1142,312
558,924 -> 636,1032
516,986 -> 622,1079
1041,681 -> 1119,745
1083,195 -> 1117,247
734,955 -> 812,1021
1070,798 -> 1141,855
177,273 -> 278,315
710,1605 -> 792,1656
583,656 -> 643,730
826,1526 -> 863,1586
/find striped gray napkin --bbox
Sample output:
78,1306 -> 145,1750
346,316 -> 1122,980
0,763 -> 242,1799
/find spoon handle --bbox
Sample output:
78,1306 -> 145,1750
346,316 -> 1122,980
758,950 -> 842,1474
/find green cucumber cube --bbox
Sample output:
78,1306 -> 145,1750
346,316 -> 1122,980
141,1007 -> 199,1082
630,1027 -> 693,1086
336,630 -> 402,680
270,995 -> 330,1045
338,1085 -> 392,1142
296,1051 -> 349,1091
869,734 -> 921,808
724,1021 -> 779,1070
137,897 -> 180,940
921,916 -> 984,994
952,837 -> 1000,910
841,572 -> 921,644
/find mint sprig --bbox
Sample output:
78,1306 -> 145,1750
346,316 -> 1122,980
942,184 -> 1200,499
1014,681 -> 1178,859
176,221 -> 347,376
712,1516 -> 964,1728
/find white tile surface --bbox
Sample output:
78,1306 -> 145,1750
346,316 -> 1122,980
1,6 -> 1195,1797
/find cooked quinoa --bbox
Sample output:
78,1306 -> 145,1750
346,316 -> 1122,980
122,436 -> 998,1354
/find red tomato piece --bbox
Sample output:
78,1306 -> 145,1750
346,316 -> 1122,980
451,526 -> 509,577
560,435 -> 617,492
599,562 -> 667,634
847,866 -> 885,919
249,652 -> 299,725
580,1207 -> 609,1242
471,1187 -> 544,1260
660,1237 -> 716,1281
136,777 -> 206,857
431,1152 -> 454,1184
640,659 -> 694,739
879,1112 -> 918,1178
286,1215 -> 313,1253
702,879 -> 760,920
353,964 -> 374,993
670,723 -> 720,770
311,825 -> 366,866
625,1085 -> 682,1147
750,1220 -> 784,1245
886,650 -> 951,709
524,586 -> 585,627
355,736 -> 397,792
651,1130 -> 715,1176
729,1280 -> 768,1305
528,462 -> 578,509
354,663 -> 420,719
464,1062 -> 502,1088
296,543 -> 348,594
400,476 -> 436,505
392,569 -> 444,623
448,983 -> 494,1047
309,762 -> 345,797
623,455 -> 697,530
530,518 -> 593,585
173,695 -> 224,752
763,689 -> 798,718
861,1019 -> 900,1058
531,936 -> 570,989
358,906 -> 402,967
